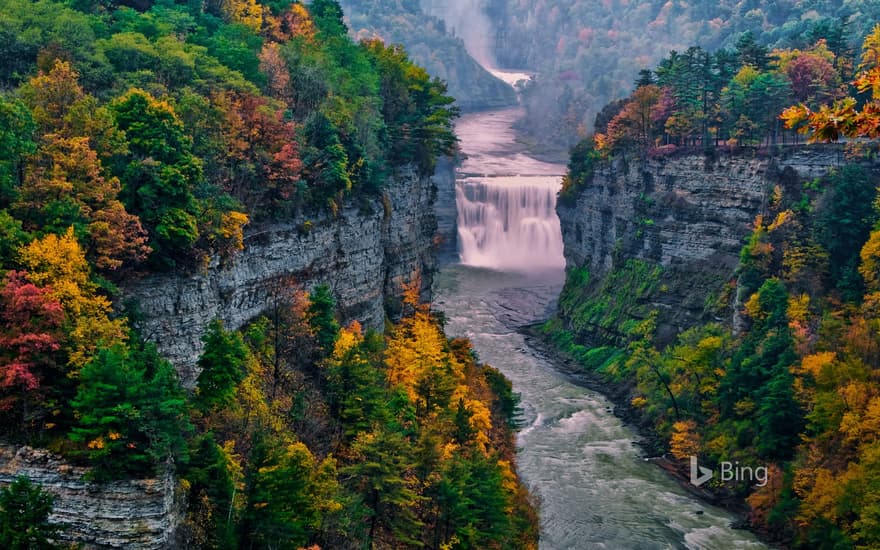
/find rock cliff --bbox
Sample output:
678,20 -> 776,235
124,167 -> 437,387
556,145 -> 862,343
0,167 -> 437,549
0,445 -> 182,549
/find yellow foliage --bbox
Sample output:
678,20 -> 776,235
220,0 -> 265,31
769,185 -> 783,207
796,467 -> 849,525
767,209 -> 793,231
859,230 -> 880,291
332,321 -> 363,358
218,211 -> 249,252
631,396 -> 648,408
669,419 -> 700,459
840,396 -> 880,447
384,310 -> 448,401
20,227 -> 126,368
466,398 -> 492,452
799,352 -> 836,379
743,292 -> 765,321
787,293 -> 811,323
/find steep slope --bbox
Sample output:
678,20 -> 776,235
125,166 -> 437,387
556,146 -> 852,343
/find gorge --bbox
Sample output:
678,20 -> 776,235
4,0 -> 880,548
435,89 -> 766,549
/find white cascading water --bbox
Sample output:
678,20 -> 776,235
456,173 -> 565,272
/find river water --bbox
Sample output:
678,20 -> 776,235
433,107 -> 766,550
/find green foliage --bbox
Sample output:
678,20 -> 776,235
70,341 -> 190,479
111,89 -> 202,263
363,39 -> 458,175
243,436 -> 341,548
324,330 -> 389,438
344,429 -> 423,546
435,451 -> 512,549
195,319 -> 249,413
559,260 -> 662,341
559,139 -> 601,204
307,285 -> 339,354
0,96 -> 36,207
0,211 -> 29,266
0,477 -> 57,550
183,433 -> 237,548
814,166 -> 877,301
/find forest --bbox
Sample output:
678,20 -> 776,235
487,0 -> 880,149
547,25 -> 880,549
337,0 -> 516,111
0,0 -> 539,548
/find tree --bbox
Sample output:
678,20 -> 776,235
363,39 -> 458,174
17,134 -> 149,273
70,342 -> 190,479
325,322 -> 389,438
110,89 -> 202,262
20,228 -> 126,370
307,285 -> 339,354
195,319 -> 249,413
244,440 -> 341,547
0,477 -> 57,550
344,430 -> 423,546
0,97 -> 36,207
736,31 -> 770,70
0,271 -> 63,430
783,25 -> 880,141
435,452 -> 511,549
595,85 -> 663,150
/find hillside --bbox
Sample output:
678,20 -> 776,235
547,26 -> 880,548
0,0 -> 538,547
488,0 -> 880,148
339,0 -> 517,111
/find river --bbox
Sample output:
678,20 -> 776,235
432,106 -> 767,550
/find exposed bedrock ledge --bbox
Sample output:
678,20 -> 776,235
123,167 -> 437,388
0,445 -> 182,549
557,145 -> 876,342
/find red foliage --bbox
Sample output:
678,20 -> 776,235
0,271 -> 63,410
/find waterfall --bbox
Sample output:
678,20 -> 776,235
456,174 -> 565,272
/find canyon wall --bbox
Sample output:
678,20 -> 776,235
0,445 -> 182,549
557,145 -> 865,343
124,167 -> 437,388
0,168 -> 437,549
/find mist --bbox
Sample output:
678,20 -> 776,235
421,0 -> 497,68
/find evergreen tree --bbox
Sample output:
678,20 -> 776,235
307,285 -> 339,354
70,342 -> 190,478
195,319 -> 249,413
0,477 -> 57,550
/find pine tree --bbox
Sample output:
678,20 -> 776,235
0,477 -> 57,550
307,285 -> 339,354
195,319 -> 249,413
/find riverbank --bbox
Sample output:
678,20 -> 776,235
519,323 -> 780,543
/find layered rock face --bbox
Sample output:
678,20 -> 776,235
125,167 -> 437,387
432,157 -> 459,264
0,445 -> 182,549
557,145 -> 854,342
0,168 -> 437,549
